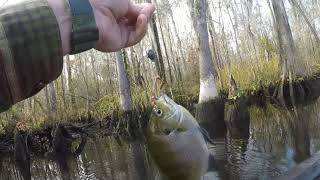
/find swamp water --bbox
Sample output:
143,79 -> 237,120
2,99 -> 320,180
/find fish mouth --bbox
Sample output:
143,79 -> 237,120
150,94 -> 181,127
151,94 -> 175,109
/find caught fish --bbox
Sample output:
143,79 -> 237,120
147,95 -> 217,180
151,95 -> 214,144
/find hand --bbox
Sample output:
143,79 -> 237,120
89,0 -> 155,52
48,0 -> 155,55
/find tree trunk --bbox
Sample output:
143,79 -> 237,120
193,0 -> 226,139
60,67 -> 66,108
289,0 -> 320,48
271,0 -> 298,112
44,86 -> 51,117
207,7 -> 225,90
78,56 -> 90,115
116,51 -> 133,112
147,34 -> 162,79
195,0 -> 218,103
271,0 -> 297,77
167,23 -> 183,82
158,18 -> 173,84
49,82 -> 57,113
226,0 -> 243,62
146,0 -> 167,83
66,55 -> 76,109
90,51 -> 101,99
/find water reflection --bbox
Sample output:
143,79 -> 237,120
1,98 -> 320,179
225,98 -> 250,139
14,132 -> 31,180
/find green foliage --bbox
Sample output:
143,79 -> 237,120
258,36 -> 276,56
131,88 -> 151,108
228,90 -> 247,100
0,117 -> 7,134
312,63 -> 320,73
219,57 -> 280,98
94,95 -> 120,118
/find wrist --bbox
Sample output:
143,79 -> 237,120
47,0 -> 72,55
68,0 -> 99,54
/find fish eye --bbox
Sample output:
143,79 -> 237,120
155,109 -> 162,116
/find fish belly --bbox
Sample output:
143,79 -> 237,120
148,128 -> 209,180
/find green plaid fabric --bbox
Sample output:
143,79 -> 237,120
0,0 -> 63,112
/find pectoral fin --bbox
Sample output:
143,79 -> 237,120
199,127 -> 215,145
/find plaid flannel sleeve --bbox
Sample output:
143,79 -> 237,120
0,0 -> 63,112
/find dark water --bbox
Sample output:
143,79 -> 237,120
2,99 -> 320,180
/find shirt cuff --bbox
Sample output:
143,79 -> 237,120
0,0 -> 63,109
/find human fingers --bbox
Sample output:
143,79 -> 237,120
126,3 -> 155,25
125,14 -> 148,47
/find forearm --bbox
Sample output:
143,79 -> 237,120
47,0 -> 72,55
0,0 -> 154,113
0,0 -> 64,112
0,0 -> 96,112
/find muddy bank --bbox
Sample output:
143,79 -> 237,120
198,73 -> 320,140
191,73 -> 320,110
221,74 -> 320,139
242,73 -> 320,107
0,106 -> 151,159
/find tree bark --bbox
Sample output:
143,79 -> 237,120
167,23 -> 182,82
193,0 -> 227,139
44,86 -> 51,116
158,18 -> 173,84
49,82 -> 57,113
271,0 -> 297,77
195,0 -> 219,103
116,51 -> 133,112
289,0 -> 320,48
226,0 -> 243,62
207,6 -> 224,90
146,0 -> 167,83
60,66 -> 66,108
66,55 -> 76,109
90,51 -> 101,99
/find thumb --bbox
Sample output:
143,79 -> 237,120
126,14 -> 148,47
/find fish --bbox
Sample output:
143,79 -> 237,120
150,94 -> 214,144
147,95 -> 217,180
